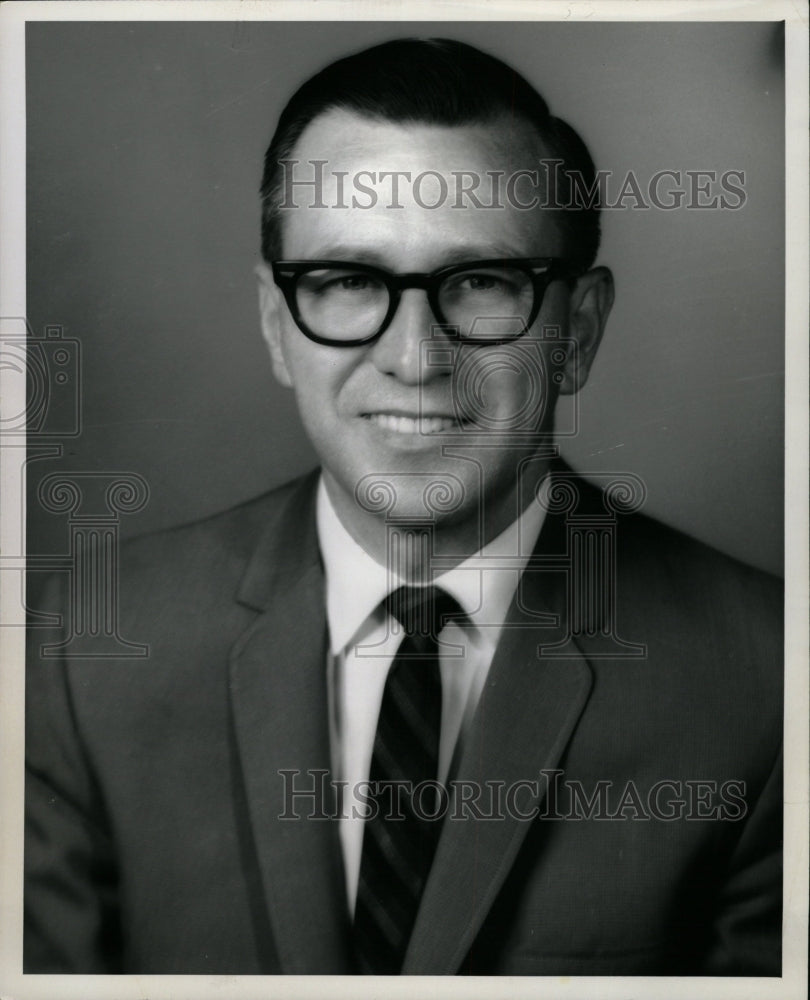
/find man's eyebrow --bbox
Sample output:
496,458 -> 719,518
304,244 -> 390,265
438,244 -> 528,266
297,243 -> 532,267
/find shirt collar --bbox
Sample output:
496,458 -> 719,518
316,475 -> 548,655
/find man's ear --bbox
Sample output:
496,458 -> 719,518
558,266 -> 614,395
255,261 -> 294,388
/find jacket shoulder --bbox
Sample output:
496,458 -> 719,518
620,504 -> 782,622
566,469 -> 782,619
121,470 -> 319,583
555,469 -> 783,695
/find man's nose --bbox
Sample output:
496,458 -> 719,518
368,289 -> 450,384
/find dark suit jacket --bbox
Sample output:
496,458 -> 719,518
24,466 -> 783,975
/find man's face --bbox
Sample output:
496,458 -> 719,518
258,109 -> 612,556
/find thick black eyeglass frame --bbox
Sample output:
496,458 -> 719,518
271,257 -> 582,347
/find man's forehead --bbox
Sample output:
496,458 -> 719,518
277,107 -> 565,263
290,107 -> 551,174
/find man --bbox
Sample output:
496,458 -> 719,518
25,38 -> 782,976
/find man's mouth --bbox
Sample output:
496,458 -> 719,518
363,413 -> 468,435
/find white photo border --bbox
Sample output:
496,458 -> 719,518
1,3 -> 807,999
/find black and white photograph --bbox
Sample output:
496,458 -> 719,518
0,3 -> 807,998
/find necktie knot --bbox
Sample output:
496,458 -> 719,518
384,585 -> 463,639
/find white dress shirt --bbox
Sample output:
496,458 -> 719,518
315,477 -> 548,914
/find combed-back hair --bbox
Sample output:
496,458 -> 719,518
260,37 -> 601,272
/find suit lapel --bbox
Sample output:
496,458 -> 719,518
403,478 -> 595,975
229,475 -> 354,973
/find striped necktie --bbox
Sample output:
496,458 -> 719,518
353,585 -> 463,974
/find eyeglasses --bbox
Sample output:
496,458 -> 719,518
271,257 -> 581,347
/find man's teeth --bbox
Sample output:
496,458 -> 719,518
367,413 -> 459,434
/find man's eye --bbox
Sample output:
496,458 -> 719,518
451,272 -> 515,294
297,270 -> 388,308
464,274 -> 501,291
316,273 -> 383,294
338,275 -> 370,291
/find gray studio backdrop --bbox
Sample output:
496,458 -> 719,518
26,20 -> 784,585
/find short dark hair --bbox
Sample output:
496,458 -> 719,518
260,37 -> 601,272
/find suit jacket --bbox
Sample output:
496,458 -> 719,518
24,465 -> 783,975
